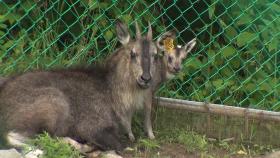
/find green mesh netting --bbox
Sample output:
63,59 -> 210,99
0,0 -> 279,111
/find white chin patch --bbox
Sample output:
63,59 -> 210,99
166,71 -> 175,79
121,36 -> 130,45
177,45 -> 182,48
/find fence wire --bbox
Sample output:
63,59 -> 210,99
0,0 -> 279,111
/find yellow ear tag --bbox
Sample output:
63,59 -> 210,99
163,38 -> 174,53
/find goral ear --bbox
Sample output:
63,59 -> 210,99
115,19 -> 130,45
183,38 -> 196,53
146,21 -> 153,40
156,30 -> 176,51
181,38 -> 196,58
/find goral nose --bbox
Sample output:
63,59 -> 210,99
140,73 -> 151,83
173,66 -> 181,72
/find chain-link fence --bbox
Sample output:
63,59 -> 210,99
0,0 -> 279,111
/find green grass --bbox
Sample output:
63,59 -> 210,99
130,128 -> 277,158
21,108 -> 279,158
176,130 -> 208,153
136,138 -> 161,151
23,126 -> 278,158
129,108 -> 280,158
28,132 -> 83,158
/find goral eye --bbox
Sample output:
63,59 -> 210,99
130,50 -> 137,58
168,56 -> 173,63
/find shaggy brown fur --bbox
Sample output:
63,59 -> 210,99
0,20 -> 158,152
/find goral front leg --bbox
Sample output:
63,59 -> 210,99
144,97 -> 155,139
119,111 -> 135,142
126,113 -> 135,142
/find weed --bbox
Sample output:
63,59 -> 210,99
176,130 -> 208,153
137,138 -> 160,151
30,132 -> 83,158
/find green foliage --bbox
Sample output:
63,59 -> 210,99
0,0 -> 279,111
158,0 -> 280,111
0,0 -> 165,75
137,138 -> 160,150
30,132 -> 83,158
176,130 -> 208,153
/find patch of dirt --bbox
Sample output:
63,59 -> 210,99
121,143 -> 245,158
157,144 -> 197,158
122,143 -> 190,158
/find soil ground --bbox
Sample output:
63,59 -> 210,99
121,143 -> 272,158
